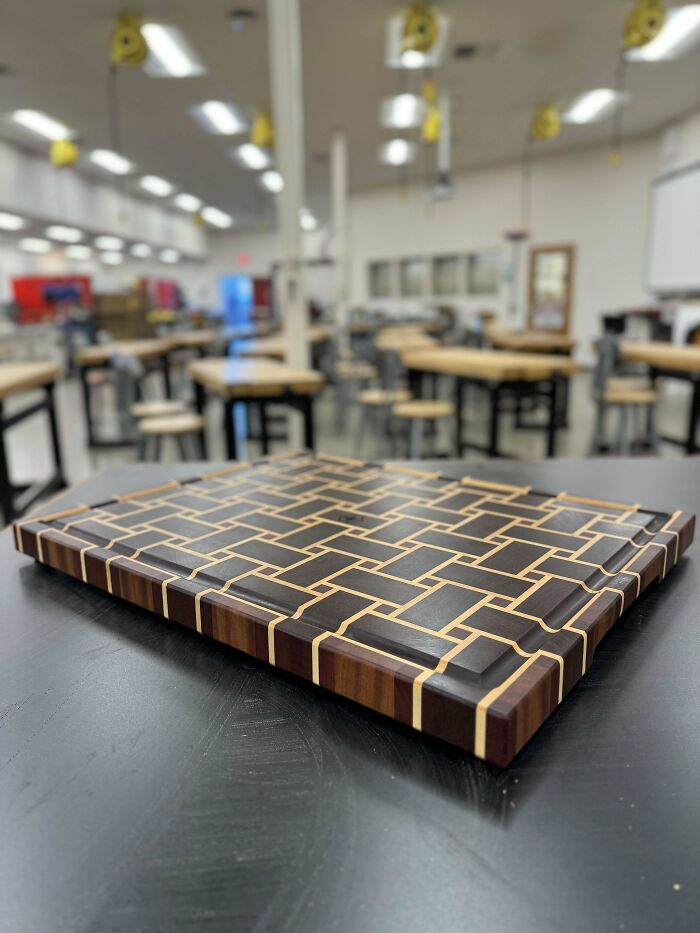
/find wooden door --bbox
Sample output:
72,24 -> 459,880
528,244 -> 575,334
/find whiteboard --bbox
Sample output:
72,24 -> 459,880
648,164 -> 700,295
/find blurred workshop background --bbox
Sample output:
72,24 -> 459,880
1,0 -> 700,524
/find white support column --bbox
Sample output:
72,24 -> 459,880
331,131 -> 349,352
267,0 -> 308,371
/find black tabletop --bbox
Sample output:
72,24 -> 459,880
1,458 -> 698,933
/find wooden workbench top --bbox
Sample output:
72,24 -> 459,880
188,357 -> 324,398
166,330 -> 220,350
375,327 -> 438,353
74,339 -> 171,366
402,346 -> 577,381
620,340 -> 700,373
487,327 -> 576,354
236,325 -> 333,360
0,361 -> 60,400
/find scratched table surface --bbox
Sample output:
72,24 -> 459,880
1,459 -> 698,933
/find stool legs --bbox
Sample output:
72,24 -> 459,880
409,418 -> 424,458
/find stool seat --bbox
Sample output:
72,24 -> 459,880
602,380 -> 658,406
138,413 -> 205,436
393,399 -> 455,420
359,388 -> 411,406
336,360 -> 378,380
130,399 -> 188,419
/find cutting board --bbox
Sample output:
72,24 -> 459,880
14,453 -> 694,767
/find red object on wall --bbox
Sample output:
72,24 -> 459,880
252,277 -> 271,318
11,276 -> 92,324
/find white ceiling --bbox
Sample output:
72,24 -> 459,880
0,0 -> 699,228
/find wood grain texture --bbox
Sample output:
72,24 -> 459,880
236,325 -> 333,360
401,346 -> 578,381
0,362 -> 60,399
73,339 -> 171,366
14,452 -> 693,767
487,327 -> 576,354
620,340 -> 700,372
187,358 -> 324,398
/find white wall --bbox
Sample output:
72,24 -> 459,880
347,135 -> 660,357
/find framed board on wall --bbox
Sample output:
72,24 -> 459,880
399,258 -> 429,297
368,261 -> 393,298
528,244 -> 575,333
466,249 -> 501,296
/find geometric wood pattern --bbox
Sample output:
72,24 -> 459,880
14,452 -> 695,766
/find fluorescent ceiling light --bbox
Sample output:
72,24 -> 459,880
385,11 -> 450,69
11,109 -> 75,141
95,235 -> 124,250
174,192 -> 203,212
563,88 -> 623,124
89,149 -> 134,175
19,237 -> 51,254
131,242 -> 153,258
626,5 -> 700,60
159,248 -> 180,263
381,93 -> 424,129
259,170 -> 284,193
234,143 -> 272,170
140,174 -> 174,197
0,211 -> 25,231
190,100 -> 247,135
142,23 -> 206,78
378,138 -> 416,166
201,206 -> 233,228
65,244 -> 93,260
46,224 -> 82,243
101,251 -> 123,265
299,207 -> 318,232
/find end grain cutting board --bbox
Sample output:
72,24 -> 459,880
14,453 -> 695,766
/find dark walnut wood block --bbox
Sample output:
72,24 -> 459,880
13,452 -> 695,766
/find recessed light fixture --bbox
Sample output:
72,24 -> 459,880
0,211 -> 25,231
19,237 -> 51,254
259,170 -> 284,193
380,93 -> 424,129
131,242 -> 153,258
563,89 -> 624,124
65,244 -> 93,260
139,174 -> 174,197
201,206 -> 234,228
95,235 -> 124,251
142,23 -> 206,78
626,5 -> 700,60
11,109 -> 75,140
190,101 -> 247,135
89,149 -> 134,175
378,138 -> 416,166
159,248 -> 180,263
174,192 -> 203,212
299,207 -> 318,232
46,224 -> 83,243
101,251 -> 124,265
233,143 -> 272,170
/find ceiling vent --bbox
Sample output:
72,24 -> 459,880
453,42 -> 500,61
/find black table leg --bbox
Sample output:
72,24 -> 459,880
301,396 -> 315,451
193,381 -> 208,459
687,378 -> 700,455
45,383 -> 66,488
488,383 -> 502,458
224,399 -> 237,461
0,400 -> 14,523
79,366 -> 96,448
455,377 -> 464,456
546,376 -> 560,458
259,401 -> 270,455
161,356 -> 172,399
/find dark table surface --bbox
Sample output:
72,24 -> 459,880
1,458 -> 699,933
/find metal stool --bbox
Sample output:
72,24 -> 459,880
137,413 -> 205,461
357,387 -> 411,455
392,399 -> 456,458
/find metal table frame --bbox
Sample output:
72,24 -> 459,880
0,380 -> 65,523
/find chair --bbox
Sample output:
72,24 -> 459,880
136,413 -> 206,462
590,336 -> 659,455
392,399 -> 456,458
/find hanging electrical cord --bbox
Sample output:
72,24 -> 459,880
106,63 -> 130,221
